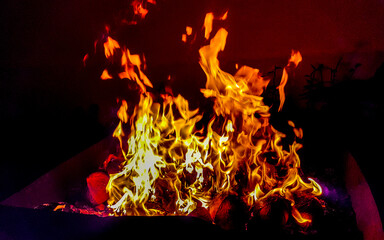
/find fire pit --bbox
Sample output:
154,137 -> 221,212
0,147 -> 378,239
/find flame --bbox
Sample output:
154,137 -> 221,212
220,11 -> 228,20
181,34 -> 187,43
120,48 -> 153,92
101,12 -> 321,228
204,13 -> 214,40
107,92 -> 233,215
104,37 -> 120,59
203,12 -> 228,40
186,26 -> 192,36
131,0 -> 149,19
83,54 -> 89,67
277,50 -> 302,112
101,35 -> 153,93
101,69 -> 113,80
182,26 -> 193,43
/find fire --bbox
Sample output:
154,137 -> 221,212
186,26 -> 193,36
107,91 -> 233,215
277,50 -> 302,112
203,12 -> 228,40
104,36 -> 120,59
182,26 -> 193,43
101,35 -> 152,93
131,0 -> 149,19
96,11 -> 322,228
100,69 -> 113,80
204,13 -> 214,40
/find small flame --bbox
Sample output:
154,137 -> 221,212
100,35 -> 153,93
204,13 -> 214,40
104,37 -> 120,59
181,34 -> 187,43
83,54 -> 89,67
277,50 -> 302,112
220,11 -> 228,20
186,26 -> 192,36
131,0 -> 149,19
203,12 -> 228,40
181,26 -> 193,43
100,69 -> 113,80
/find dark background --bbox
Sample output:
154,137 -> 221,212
1,0 -> 383,225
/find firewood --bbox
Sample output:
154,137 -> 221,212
86,171 -> 110,205
103,154 -> 125,174
208,194 -> 227,220
294,195 -> 325,229
188,206 -> 213,223
258,196 -> 290,225
247,196 -> 291,235
213,195 -> 248,231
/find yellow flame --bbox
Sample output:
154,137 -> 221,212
107,92 -> 237,215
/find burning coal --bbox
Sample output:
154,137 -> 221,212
86,8 -> 323,230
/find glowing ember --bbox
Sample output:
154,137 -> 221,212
90,11 -> 322,229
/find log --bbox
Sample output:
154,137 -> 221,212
247,196 -> 290,235
86,171 -> 109,205
213,195 -> 248,231
103,154 -> 124,174
189,206 -> 213,223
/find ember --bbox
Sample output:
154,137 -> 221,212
85,9 -> 323,231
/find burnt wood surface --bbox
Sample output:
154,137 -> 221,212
0,204 -> 362,240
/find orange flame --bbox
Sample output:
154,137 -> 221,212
220,11 -> 228,20
131,0 -> 149,19
100,69 -> 113,80
204,13 -> 214,40
100,35 -> 153,93
203,12 -> 228,40
277,50 -> 302,112
186,26 -> 192,36
181,34 -> 187,43
104,37 -> 120,59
